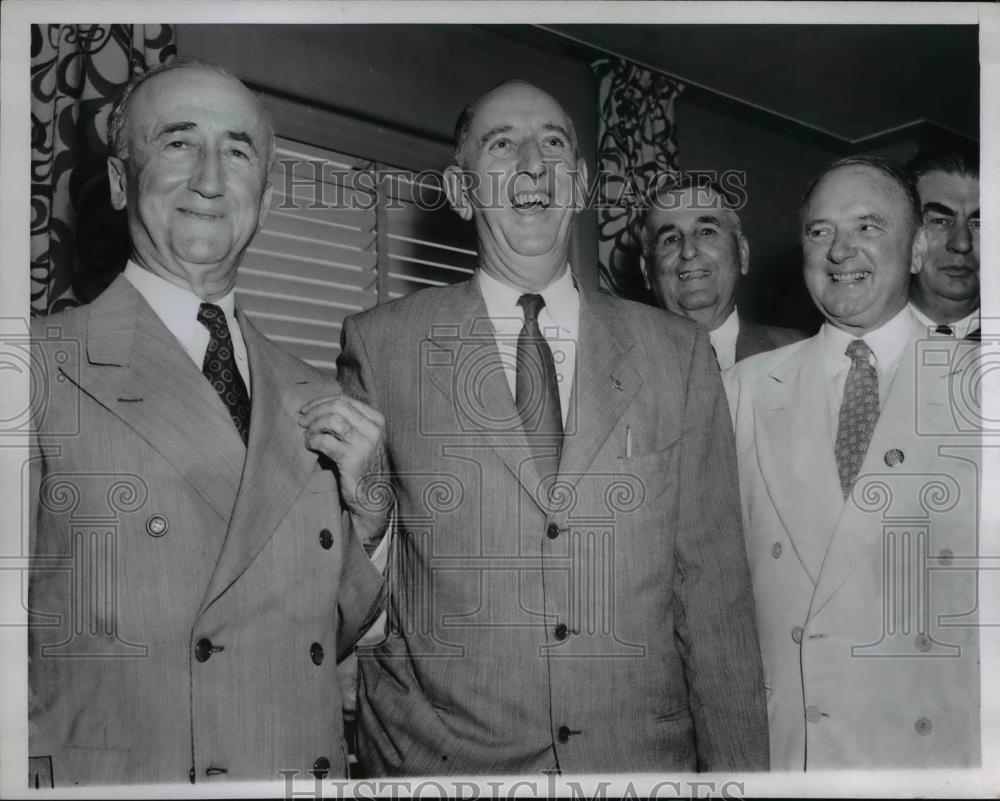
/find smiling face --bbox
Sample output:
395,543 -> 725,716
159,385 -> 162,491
801,164 -> 924,335
444,82 -> 586,291
642,186 -> 748,330
108,66 -> 274,300
911,170 -> 980,317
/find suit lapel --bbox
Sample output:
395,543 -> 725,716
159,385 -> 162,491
199,311 -> 326,611
71,277 -> 245,523
810,329 -> 949,616
754,335 -> 844,582
557,289 -> 641,488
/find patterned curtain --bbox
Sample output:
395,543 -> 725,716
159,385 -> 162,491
592,58 -> 684,301
30,24 -> 176,315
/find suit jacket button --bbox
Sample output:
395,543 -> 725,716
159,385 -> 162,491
546,523 -> 560,540
311,756 -> 331,779
938,548 -> 954,566
319,528 -> 334,550
310,642 -> 325,665
554,623 -> 568,641
195,638 -> 214,662
791,626 -> 804,644
771,542 -> 783,559
915,717 -> 933,736
915,634 -> 932,652
557,725 -> 571,743
146,514 -> 168,537
884,449 -> 904,467
805,705 -> 822,724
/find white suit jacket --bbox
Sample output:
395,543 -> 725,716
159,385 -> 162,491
724,316 -> 980,769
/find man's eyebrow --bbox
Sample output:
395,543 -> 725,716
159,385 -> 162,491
478,125 -> 514,150
922,201 -> 957,217
859,213 -> 889,226
695,214 -> 726,227
541,123 -> 572,140
653,222 -> 679,238
152,122 -> 260,155
154,121 -> 196,138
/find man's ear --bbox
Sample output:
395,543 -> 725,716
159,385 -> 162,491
911,226 -> 929,274
257,181 -> 274,231
444,164 -> 473,222
738,234 -> 750,276
572,159 -> 590,214
108,156 -> 128,211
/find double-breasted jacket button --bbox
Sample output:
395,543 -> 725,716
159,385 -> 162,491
319,528 -> 334,550
195,638 -> 222,662
311,756 -> 331,779
205,767 -> 228,776
791,626 -> 804,644
554,623 -> 569,641
146,514 -> 168,537
915,717 -> 933,736
805,705 -> 822,724
915,634 -> 933,653
771,542 -> 783,559
884,449 -> 905,467
938,548 -> 954,566
557,725 -> 571,743
310,642 -> 325,665
546,523 -> 560,540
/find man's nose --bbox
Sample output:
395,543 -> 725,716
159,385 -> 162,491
188,149 -> 224,198
516,139 -> 544,178
947,221 -> 973,255
827,230 -> 857,263
680,235 -> 697,261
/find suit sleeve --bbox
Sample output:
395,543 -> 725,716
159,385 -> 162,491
334,314 -> 389,660
673,326 -> 770,770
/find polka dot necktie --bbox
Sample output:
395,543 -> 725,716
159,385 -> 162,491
834,339 -> 879,498
197,303 -> 251,445
515,294 -> 563,478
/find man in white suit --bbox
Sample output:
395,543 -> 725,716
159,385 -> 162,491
29,58 -> 387,786
725,155 -> 980,769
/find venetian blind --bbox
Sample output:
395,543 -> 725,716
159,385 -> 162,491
236,137 -> 477,372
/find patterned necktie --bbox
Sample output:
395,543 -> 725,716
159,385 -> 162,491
834,339 -> 879,498
197,303 -> 251,445
515,294 -> 563,477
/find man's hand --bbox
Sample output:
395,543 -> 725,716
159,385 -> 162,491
299,394 -> 390,546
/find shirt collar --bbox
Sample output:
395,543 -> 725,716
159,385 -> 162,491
476,264 -> 578,336
907,301 -> 979,339
821,304 -> 915,374
124,260 -> 238,332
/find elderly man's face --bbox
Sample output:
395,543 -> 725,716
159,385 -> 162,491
643,186 -> 748,331
802,165 -> 924,335
913,170 -> 980,305
445,83 -> 585,291
108,66 -> 273,299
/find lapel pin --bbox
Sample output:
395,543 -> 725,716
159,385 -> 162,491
610,376 -> 622,391
884,449 -> 904,467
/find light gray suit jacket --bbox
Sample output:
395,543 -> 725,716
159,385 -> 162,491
725,317 -> 980,769
337,277 -> 769,775
28,275 -> 383,786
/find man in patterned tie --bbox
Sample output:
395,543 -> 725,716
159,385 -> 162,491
725,156 -> 980,769
305,79 -> 768,776
29,58 -> 387,786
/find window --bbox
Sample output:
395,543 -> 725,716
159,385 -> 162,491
236,136 -> 477,372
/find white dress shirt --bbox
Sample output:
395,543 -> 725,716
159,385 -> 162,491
709,308 -> 740,370
476,265 -> 579,426
124,261 -> 251,394
822,305 -> 916,437
908,301 -> 979,339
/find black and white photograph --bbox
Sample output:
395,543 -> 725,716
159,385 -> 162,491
0,1 -> 996,797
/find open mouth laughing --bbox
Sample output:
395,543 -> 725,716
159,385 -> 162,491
510,190 -> 551,212
830,270 -> 870,285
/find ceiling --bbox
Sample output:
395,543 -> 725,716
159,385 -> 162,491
541,24 -> 979,142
